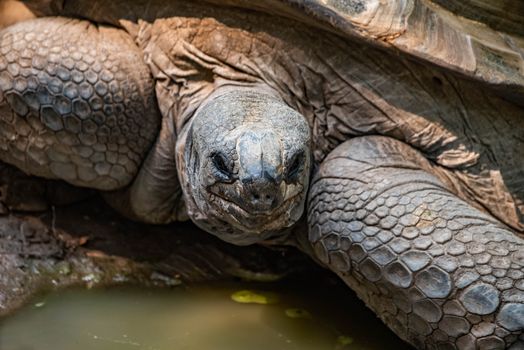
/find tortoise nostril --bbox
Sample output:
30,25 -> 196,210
249,190 -> 275,206
242,180 -> 281,212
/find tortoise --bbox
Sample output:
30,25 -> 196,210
1,0 -> 524,348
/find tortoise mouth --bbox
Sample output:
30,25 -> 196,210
208,191 -> 303,234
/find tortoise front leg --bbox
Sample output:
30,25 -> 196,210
307,136 -> 524,349
0,17 -> 160,191
0,18 -> 186,222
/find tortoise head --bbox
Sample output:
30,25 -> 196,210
179,88 -> 311,245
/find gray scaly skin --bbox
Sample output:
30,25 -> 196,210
178,87 -> 311,245
308,137 -> 524,349
0,18 -> 159,190
0,5 -> 523,349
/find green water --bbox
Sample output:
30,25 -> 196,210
0,281 -> 411,350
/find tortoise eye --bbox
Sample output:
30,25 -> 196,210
211,151 -> 233,181
286,151 -> 304,182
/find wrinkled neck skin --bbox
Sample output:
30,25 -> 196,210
176,86 -> 311,245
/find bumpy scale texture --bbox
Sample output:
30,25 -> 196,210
0,18 -> 160,190
308,136 -> 524,349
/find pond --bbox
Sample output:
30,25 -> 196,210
0,280 -> 412,350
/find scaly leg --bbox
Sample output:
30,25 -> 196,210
307,136 -> 524,349
0,17 -> 160,190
